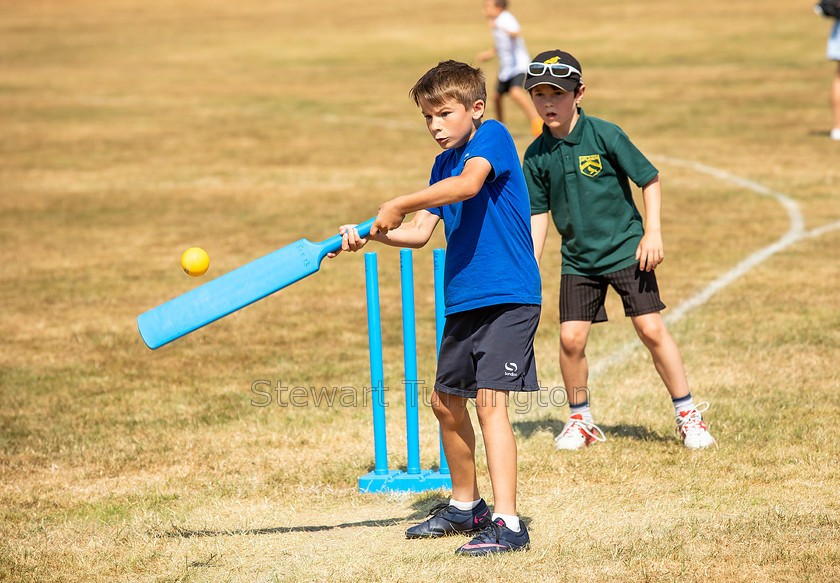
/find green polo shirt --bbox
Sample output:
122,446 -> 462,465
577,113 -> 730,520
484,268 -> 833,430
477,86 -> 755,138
524,108 -> 659,276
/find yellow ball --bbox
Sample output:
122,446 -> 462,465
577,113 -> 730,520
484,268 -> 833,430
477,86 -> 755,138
181,247 -> 209,277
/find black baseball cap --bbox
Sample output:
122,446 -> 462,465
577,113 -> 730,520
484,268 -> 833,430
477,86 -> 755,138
524,50 -> 583,92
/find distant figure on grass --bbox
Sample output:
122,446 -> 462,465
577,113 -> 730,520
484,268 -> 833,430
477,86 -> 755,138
827,12 -> 840,139
477,0 -> 543,137
522,50 -> 716,451
329,60 -> 541,555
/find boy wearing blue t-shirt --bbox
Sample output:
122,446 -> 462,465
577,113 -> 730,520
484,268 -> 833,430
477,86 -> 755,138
331,60 -> 541,556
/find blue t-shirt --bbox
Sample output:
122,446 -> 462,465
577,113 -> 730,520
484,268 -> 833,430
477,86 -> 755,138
427,120 -> 542,315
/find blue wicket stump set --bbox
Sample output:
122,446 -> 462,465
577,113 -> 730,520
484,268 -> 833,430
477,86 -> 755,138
358,248 -> 452,493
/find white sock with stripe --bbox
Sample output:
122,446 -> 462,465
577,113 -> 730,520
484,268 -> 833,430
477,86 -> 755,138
570,400 -> 593,424
672,394 -> 696,418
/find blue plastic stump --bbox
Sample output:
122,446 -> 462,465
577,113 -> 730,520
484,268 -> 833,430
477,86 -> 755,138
364,253 -> 390,474
401,249 -> 421,476
358,249 -> 451,493
433,248 -> 450,478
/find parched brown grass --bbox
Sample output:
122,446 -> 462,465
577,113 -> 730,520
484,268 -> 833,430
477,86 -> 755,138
2,0 -> 839,581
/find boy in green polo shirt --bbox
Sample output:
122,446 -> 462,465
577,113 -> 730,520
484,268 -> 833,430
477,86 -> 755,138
523,50 -> 715,450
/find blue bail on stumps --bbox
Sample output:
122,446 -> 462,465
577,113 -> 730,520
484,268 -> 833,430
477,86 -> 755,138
357,249 -> 452,493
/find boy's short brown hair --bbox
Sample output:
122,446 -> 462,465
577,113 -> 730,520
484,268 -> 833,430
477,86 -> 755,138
409,60 -> 486,111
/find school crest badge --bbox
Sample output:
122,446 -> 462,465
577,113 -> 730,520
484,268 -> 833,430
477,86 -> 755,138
579,154 -> 602,177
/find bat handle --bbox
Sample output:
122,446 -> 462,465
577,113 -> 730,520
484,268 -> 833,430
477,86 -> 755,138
317,217 -> 377,258
352,217 -> 376,239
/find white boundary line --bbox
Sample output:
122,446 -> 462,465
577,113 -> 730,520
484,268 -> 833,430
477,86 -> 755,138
590,156 -> 840,378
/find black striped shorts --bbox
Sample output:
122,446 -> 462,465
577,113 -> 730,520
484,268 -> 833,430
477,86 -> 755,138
559,264 -> 666,323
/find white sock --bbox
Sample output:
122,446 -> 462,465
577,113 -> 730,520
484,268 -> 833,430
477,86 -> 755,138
570,400 -> 593,424
492,513 -> 520,532
673,394 -> 695,417
450,498 -> 480,511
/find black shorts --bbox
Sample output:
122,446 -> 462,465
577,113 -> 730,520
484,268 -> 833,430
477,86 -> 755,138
559,264 -> 666,323
496,73 -> 526,95
435,303 -> 540,398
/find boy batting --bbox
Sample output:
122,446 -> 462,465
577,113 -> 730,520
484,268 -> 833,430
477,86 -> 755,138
331,60 -> 541,555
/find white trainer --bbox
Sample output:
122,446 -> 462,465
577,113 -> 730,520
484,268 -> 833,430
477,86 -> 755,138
676,402 -> 716,449
554,414 -> 606,450
830,128 -> 840,141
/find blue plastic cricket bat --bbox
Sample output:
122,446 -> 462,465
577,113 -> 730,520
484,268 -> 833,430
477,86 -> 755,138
137,218 -> 376,349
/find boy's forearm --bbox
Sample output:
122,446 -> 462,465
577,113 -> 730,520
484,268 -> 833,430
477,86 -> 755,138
477,48 -> 497,62
378,157 -> 490,225
386,170 -> 486,217
373,210 -> 439,249
531,212 -> 549,263
370,155 -> 490,237
641,175 -> 662,232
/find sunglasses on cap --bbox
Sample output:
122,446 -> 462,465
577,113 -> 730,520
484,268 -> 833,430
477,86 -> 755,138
527,62 -> 581,78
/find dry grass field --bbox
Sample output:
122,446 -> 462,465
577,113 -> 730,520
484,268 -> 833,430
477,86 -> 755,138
2,0 -> 839,581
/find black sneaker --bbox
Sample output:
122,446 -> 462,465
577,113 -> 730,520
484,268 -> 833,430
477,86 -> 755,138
454,517 -> 530,556
405,500 -> 491,539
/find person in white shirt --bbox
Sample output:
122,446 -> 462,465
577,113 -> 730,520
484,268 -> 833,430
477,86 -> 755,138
827,18 -> 840,140
477,0 -> 543,137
